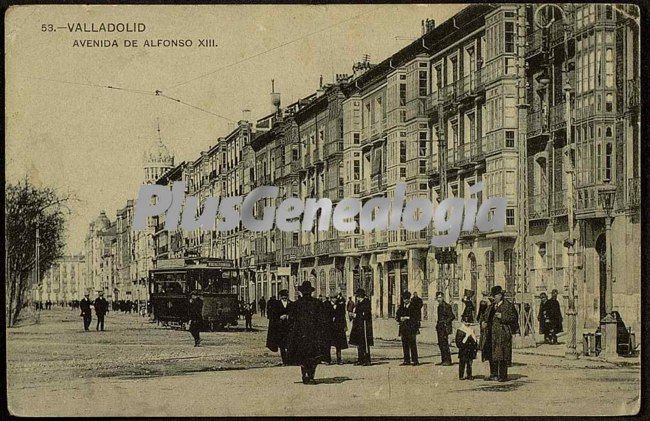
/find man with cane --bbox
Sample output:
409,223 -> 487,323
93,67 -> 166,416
349,288 -> 373,366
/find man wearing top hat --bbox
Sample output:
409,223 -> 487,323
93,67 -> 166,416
266,289 -> 292,364
94,291 -> 109,332
188,290 -> 204,347
349,288 -> 374,366
435,291 -> 455,366
79,291 -> 92,332
396,291 -> 421,365
485,285 -> 517,382
286,281 -> 330,384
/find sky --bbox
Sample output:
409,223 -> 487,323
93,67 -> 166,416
5,4 -> 466,254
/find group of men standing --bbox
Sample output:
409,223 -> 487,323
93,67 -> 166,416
79,291 -> 109,332
265,281 -> 375,384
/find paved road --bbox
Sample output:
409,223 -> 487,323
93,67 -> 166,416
7,308 -> 641,416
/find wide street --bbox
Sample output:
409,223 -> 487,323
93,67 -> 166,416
7,307 -> 640,416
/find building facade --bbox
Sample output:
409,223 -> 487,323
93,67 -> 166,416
36,254 -> 86,303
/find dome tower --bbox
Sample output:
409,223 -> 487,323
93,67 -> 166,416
143,122 -> 174,184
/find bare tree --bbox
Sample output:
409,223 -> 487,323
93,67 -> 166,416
5,178 -> 74,327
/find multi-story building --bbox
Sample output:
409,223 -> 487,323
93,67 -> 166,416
524,3 -> 640,333
115,200 -> 133,301
92,3 -> 639,344
37,254 -> 86,303
84,211 -> 115,296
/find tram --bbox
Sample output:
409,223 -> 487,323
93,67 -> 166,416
149,257 -> 240,330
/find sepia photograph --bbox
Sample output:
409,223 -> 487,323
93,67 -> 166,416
4,3 -> 642,416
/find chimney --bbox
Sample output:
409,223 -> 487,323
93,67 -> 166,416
270,79 -> 281,114
242,109 -> 251,121
422,18 -> 436,35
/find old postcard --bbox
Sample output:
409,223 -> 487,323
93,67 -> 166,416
5,3 -> 641,417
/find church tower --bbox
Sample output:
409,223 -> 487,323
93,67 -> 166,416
143,122 -> 174,184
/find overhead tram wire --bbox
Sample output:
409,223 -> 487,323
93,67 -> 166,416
27,76 -> 236,123
163,8 -> 382,92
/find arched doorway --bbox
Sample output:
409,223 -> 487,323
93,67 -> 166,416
596,234 -> 607,319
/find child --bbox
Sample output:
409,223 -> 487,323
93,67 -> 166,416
455,316 -> 478,380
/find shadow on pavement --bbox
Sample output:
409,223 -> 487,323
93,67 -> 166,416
312,376 -> 353,385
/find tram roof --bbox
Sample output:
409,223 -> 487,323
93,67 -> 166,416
151,257 -> 235,271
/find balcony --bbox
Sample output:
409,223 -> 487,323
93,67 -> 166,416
313,147 -> 322,163
527,109 -> 547,138
284,246 -> 300,261
370,173 -> 384,194
549,102 -> 567,131
526,28 -> 545,58
528,193 -> 549,219
369,118 -> 386,140
300,243 -> 313,258
426,91 -> 439,112
628,177 -> 640,208
551,190 -> 568,216
575,184 -> 618,216
405,98 -> 427,122
324,140 -> 343,158
453,142 -> 472,167
290,160 -> 301,174
470,141 -> 484,161
314,238 -> 343,256
627,78 -> 640,110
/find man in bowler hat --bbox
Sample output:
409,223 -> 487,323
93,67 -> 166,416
286,281 -> 329,384
80,292 -> 92,331
349,288 -> 373,366
435,291 -> 454,365
266,289 -> 292,364
485,285 -> 517,381
396,291 -> 421,365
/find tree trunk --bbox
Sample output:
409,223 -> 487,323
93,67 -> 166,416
7,272 -> 18,327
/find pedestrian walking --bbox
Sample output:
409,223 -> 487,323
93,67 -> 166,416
435,291 -> 454,366
244,303 -> 253,331
259,297 -> 266,317
346,296 -> 355,321
286,281 -> 329,384
266,290 -> 292,364
188,290 -> 203,347
349,288 -> 373,366
455,316 -> 478,380
93,291 -> 108,331
80,292 -> 92,331
325,293 -> 348,365
396,291 -> 420,366
486,285 -> 517,382
538,291 -> 562,344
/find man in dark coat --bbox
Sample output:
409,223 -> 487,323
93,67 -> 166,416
346,296 -> 355,321
258,297 -> 266,317
325,293 -> 348,365
487,285 -> 517,382
286,281 -> 329,384
435,291 -> 454,365
94,291 -> 108,331
243,303 -> 253,331
188,290 -> 204,347
546,289 -> 563,344
411,291 -> 423,319
266,296 -> 277,320
266,290 -> 292,364
80,292 -> 92,331
349,288 -> 373,366
396,291 -> 421,365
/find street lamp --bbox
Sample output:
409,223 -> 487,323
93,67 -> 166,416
598,180 -> 617,358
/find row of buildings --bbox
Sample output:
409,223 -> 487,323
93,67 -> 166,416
42,4 -> 641,337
